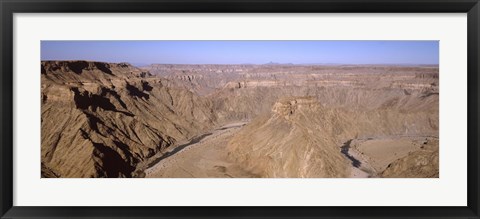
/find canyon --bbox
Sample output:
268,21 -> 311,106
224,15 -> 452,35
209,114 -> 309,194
41,61 -> 439,178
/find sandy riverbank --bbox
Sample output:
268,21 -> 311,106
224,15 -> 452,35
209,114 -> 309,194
145,122 -> 257,178
342,136 -> 439,178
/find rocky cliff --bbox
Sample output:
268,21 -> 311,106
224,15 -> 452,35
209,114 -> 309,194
42,63 -> 439,178
41,61 -> 216,177
227,90 -> 438,177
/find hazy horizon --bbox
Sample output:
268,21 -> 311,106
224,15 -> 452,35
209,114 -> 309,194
41,40 -> 439,66
40,60 -> 440,68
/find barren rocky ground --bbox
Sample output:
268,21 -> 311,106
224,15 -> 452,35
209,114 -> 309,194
42,61 -> 439,178
144,122 -> 257,178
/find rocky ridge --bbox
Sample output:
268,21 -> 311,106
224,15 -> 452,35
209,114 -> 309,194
41,61 -> 216,177
42,62 -> 439,178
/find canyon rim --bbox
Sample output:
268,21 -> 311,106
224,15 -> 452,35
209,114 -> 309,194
40,41 -> 439,178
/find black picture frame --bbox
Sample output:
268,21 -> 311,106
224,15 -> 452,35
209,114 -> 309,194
1,0 -> 479,218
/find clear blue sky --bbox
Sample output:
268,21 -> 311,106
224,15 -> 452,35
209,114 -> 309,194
41,41 -> 439,66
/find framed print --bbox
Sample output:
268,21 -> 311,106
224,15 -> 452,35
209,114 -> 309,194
1,0 -> 479,218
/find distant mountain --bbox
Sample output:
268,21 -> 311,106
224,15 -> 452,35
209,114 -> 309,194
264,61 -> 294,65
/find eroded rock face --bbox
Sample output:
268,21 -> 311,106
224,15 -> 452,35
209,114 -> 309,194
227,97 -> 349,178
381,139 -> 439,178
41,61 -> 216,177
227,94 -> 438,178
43,62 -> 439,178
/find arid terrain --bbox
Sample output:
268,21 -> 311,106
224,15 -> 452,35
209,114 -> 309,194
41,61 -> 439,178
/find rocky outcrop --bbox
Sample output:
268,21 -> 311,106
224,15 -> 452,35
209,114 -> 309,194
227,92 -> 438,178
42,62 -> 439,178
41,61 -> 216,177
227,97 -> 350,177
381,139 -> 439,178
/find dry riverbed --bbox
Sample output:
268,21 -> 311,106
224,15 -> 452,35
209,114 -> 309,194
342,136 -> 438,178
144,122 -> 257,178
139,124 -> 438,178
